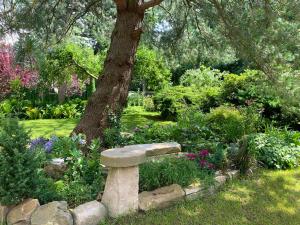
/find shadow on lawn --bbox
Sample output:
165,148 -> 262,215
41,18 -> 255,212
104,169 -> 300,225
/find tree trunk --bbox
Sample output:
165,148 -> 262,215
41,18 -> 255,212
73,4 -> 145,142
58,82 -> 67,104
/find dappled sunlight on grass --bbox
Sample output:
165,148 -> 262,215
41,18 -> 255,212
121,106 -> 174,131
20,119 -> 78,138
104,168 -> 300,225
20,106 -> 173,138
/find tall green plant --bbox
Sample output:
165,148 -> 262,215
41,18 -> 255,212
0,118 -> 47,205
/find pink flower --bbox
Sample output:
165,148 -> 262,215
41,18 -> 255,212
186,153 -> 197,160
199,159 -> 207,167
199,149 -> 209,158
208,163 -> 215,170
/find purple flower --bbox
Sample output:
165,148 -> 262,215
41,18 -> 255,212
50,135 -> 58,142
186,153 -> 197,160
199,149 -> 209,158
44,141 -> 53,153
30,137 -> 47,150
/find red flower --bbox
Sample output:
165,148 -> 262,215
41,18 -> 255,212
199,149 -> 209,158
199,159 -> 207,167
186,153 -> 197,160
208,163 -> 215,170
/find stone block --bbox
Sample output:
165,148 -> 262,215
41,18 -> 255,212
184,183 -> 206,200
226,170 -> 240,180
101,166 -> 139,217
7,199 -> 40,225
0,204 -> 12,225
72,201 -> 107,225
139,184 -> 185,211
31,201 -> 73,225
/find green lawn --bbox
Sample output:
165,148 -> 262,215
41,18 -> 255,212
103,168 -> 300,225
20,106 -> 172,138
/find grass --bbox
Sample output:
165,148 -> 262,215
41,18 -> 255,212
20,106 -> 173,138
20,118 -> 78,138
103,168 -> 300,225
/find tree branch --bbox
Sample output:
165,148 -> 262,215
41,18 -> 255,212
72,59 -> 98,79
139,0 -> 164,11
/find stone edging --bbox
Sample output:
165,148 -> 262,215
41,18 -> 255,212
138,169 -> 240,211
0,169 -> 239,225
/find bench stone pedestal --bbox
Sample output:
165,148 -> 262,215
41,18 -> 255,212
100,142 -> 181,218
101,166 -> 139,217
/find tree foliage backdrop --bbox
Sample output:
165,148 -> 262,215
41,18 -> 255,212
1,0 -> 299,142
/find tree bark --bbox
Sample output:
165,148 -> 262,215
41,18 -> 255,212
73,2 -> 146,143
58,82 -> 67,104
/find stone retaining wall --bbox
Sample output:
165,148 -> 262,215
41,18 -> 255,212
0,169 -> 239,225
0,142 -> 240,225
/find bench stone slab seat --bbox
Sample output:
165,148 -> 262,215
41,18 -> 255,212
100,142 -> 181,218
101,142 -> 181,167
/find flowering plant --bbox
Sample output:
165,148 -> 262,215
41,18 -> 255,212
30,136 -> 58,153
0,44 -> 38,99
185,149 -> 215,170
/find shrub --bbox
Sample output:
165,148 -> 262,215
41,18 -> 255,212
123,123 -> 175,148
247,128 -> 300,169
153,86 -> 203,120
54,179 -> 93,208
180,66 -> 222,88
0,99 -> 13,115
143,96 -> 156,112
198,87 -> 222,113
230,136 -> 257,173
209,145 -> 229,171
0,118 -> 50,205
102,112 -> 124,148
0,99 -> 32,118
26,107 -> 42,119
139,157 -> 200,192
125,109 -> 222,152
41,134 -> 104,206
206,106 -> 246,143
172,109 -> 219,151
221,70 -> 259,105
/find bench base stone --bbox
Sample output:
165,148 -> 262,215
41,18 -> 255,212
101,166 -> 139,218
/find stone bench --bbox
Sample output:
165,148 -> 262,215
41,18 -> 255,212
100,142 -> 181,217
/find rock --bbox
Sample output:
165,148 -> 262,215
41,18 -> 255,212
44,158 -> 67,179
72,201 -> 107,225
139,184 -> 185,211
226,170 -> 239,180
0,204 -> 12,225
214,175 -> 227,187
215,170 -> 222,176
7,199 -> 40,225
101,142 -> 181,167
31,201 -> 73,225
101,166 -> 139,217
184,183 -> 206,200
